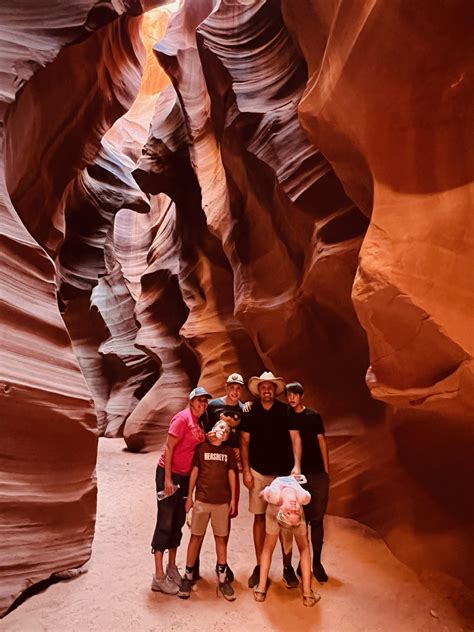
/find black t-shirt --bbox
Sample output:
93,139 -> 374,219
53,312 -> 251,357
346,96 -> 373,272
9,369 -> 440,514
289,407 -> 325,474
240,399 -> 298,475
204,398 -> 243,449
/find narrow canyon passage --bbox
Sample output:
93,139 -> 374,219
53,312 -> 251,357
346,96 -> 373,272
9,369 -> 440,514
1,439 -> 469,632
1,0 -> 473,624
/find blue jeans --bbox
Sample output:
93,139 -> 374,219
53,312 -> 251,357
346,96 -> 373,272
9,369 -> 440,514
151,466 -> 190,553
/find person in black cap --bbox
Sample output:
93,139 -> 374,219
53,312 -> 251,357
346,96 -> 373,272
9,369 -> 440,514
150,386 -> 211,595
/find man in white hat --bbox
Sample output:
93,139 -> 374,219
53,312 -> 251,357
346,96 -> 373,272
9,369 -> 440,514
240,371 -> 302,590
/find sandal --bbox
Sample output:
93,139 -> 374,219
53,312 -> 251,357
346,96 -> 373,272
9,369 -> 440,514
303,590 -> 321,607
253,587 -> 266,602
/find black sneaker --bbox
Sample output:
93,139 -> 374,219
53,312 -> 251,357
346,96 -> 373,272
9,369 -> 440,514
283,565 -> 299,588
313,562 -> 328,583
215,563 -> 234,583
248,565 -> 260,588
178,577 -> 192,599
217,580 -> 236,601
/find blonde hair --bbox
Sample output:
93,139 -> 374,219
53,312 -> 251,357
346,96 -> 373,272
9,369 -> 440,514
276,507 -> 304,529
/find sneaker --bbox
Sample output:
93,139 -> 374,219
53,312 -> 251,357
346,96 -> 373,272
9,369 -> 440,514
217,580 -> 236,601
215,563 -> 234,583
248,565 -> 260,588
283,565 -> 299,588
151,574 -> 179,594
313,562 -> 328,583
178,577 -> 192,599
166,565 -> 182,588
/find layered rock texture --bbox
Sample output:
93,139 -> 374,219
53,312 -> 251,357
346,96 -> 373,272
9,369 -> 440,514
0,1 -> 149,617
1,0 -> 472,618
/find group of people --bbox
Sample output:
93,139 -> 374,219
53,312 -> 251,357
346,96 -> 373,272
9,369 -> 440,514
150,370 -> 329,607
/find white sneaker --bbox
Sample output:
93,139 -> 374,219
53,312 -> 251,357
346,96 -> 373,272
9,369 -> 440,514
166,565 -> 182,588
151,574 -> 179,594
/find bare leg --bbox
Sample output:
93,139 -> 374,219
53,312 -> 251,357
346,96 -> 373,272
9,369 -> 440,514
186,535 -> 204,568
154,551 -> 165,577
215,535 -> 227,566
194,528 -> 230,570
253,514 -> 266,563
167,548 -> 177,569
256,533 -> 279,594
295,533 -> 312,594
281,533 -> 292,568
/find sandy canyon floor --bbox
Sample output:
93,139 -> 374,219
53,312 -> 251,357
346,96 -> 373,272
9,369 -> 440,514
1,438 -> 471,632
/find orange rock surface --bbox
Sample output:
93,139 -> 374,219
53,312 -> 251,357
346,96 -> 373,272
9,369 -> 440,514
281,0 -> 474,587
1,0 -> 473,619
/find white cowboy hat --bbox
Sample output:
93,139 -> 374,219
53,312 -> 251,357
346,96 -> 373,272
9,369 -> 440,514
248,371 -> 286,397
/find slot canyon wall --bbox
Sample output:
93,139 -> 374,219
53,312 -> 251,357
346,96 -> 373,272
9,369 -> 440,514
0,0 -> 152,615
1,0 -> 472,617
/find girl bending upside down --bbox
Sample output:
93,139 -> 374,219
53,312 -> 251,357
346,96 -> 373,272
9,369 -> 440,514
253,476 -> 321,607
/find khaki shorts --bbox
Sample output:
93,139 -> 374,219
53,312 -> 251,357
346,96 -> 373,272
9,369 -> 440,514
248,468 -> 275,514
191,500 -> 230,537
265,503 -> 307,537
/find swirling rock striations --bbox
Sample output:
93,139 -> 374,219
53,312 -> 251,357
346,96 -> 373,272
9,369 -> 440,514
0,5 -> 145,616
56,7 -> 177,443
282,0 -> 474,586
147,0 -> 473,590
155,0 -> 372,424
58,138 -> 160,438
5,13 -> 145,256
119,194 -> 199,452
127,85 -> 264,450
1,0 -> 472,615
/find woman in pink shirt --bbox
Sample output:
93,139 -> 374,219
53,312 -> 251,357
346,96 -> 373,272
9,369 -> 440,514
151,387 -> 211,595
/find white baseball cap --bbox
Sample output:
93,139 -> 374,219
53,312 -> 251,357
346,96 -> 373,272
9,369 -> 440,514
226,373 -> 244,386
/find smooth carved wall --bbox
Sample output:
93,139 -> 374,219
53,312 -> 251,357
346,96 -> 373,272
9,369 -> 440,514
0,4 -> 145,616
281,0 -> 474,586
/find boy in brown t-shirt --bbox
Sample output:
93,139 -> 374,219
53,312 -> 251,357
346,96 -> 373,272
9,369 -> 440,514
178,421 -> 237,601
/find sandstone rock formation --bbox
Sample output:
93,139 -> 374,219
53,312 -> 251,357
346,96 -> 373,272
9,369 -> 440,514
281,0 -> 474,586
126,85 -> 264,450
58,138 -> 159,438
1,0 -> 473,619
283,0 -> 474,418
0,4 -> 146,617
130,0 -> 472,591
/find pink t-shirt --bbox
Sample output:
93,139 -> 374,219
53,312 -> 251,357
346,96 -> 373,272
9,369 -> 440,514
158,408 -> 205,475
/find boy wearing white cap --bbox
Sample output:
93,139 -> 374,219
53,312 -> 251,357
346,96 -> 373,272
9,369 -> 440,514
193,373 -> 244,582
